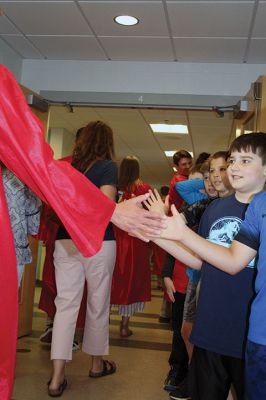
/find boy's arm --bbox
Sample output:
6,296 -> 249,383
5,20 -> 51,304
153,237 -> 202,270
162,205 -> 257,275
175,179 -> 207,205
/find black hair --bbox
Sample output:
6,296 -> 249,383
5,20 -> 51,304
229,132 -> 266,165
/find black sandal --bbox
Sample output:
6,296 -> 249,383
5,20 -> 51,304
47,379 -> 67,397
89,360 -> 116,378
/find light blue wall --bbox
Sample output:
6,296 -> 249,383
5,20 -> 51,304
0,38 -> 22,81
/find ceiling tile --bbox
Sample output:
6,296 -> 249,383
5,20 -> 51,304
173,38 -> 247,63
252,2 -> 266,38
0,15 -> 19,34
0,1 -> 93,35
99,37 -> 174,61
247,39 -> 266,63
167,2 -> 253,37
28,36 -> 107,60
1,34 -> 43,58
79,1 -> 169,36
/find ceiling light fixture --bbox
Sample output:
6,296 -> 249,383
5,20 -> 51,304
114,15 -> 139,26
165,151 -> 176,157
150,124 -> 188,134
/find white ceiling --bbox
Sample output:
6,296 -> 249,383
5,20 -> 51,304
49,105 -> 235,187
0,0 -> 254,186
0,0 -> 265,63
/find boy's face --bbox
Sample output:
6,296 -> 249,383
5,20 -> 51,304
209,157 -> 232,196
177,157 -> 193,176
203,171 -> 218,198
227,150 -> 266,194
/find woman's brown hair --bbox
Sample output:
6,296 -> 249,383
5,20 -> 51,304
72,121 -> 115,172
119,156 -> 140,191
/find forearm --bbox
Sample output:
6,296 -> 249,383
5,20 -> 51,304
153,237 -> 202,270
181,226 -> 251,274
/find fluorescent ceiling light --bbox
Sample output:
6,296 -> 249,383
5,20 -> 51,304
165,151 -> 176,157
114,15 -> 139,26
165,150 -> 193,157
150,124 -> 188,134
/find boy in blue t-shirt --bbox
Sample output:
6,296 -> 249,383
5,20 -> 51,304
153,132 -> 266,400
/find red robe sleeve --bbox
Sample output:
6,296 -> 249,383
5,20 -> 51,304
0,64 -> 116,399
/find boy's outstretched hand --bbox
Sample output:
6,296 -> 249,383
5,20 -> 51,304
143,189 -> 169,215
161,204 -> 187,241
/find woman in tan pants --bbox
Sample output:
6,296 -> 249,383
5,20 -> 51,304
48,121 -> 118,397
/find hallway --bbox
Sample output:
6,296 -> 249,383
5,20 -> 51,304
14,281 -> 172,400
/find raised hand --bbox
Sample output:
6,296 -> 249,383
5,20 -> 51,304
160,204 -> 187,241
143,189 -> 169,215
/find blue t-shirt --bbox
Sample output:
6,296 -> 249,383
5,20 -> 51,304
235,191 -> 266,346
57,159 -> 118,241
190,195 -> 256,358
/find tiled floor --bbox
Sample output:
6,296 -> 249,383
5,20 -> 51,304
13,281 -> 172,400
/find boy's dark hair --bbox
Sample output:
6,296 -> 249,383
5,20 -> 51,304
195,152 -> 210,165
173,150 -> 192,165
160,185 -> 169,197
229,132 -> 266,165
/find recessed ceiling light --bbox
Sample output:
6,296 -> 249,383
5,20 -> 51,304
114,15 -> 139,26
150,124 -> 188,134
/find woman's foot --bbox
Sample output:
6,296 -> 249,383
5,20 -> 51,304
49,360 -> 67,397
48,378 -> 67,397
120,316 -> 133,337
89,360 -> 116,378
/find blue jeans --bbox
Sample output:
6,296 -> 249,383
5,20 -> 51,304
246,340 -> 266,400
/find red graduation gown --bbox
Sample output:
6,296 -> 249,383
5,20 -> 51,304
111,182 -> 152,305
0,65 -> 115,399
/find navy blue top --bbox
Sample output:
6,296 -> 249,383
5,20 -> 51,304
190,195 -> 256,359
235,191 -> 266,346
57,159 -> 118,241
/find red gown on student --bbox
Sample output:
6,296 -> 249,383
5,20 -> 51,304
0,65 -> 114,400
111,181 -> 152,305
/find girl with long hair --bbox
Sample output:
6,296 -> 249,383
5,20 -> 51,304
111,156 -> 152,337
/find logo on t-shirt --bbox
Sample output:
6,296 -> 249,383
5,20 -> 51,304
207,216 -> 255,268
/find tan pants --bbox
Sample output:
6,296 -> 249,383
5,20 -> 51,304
51,239 -> 116,361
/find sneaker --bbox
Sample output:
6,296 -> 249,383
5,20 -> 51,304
39,325 -> 53,344
164,368 -> 185,392
72,341 -> 80,352
169,377 -> 191,400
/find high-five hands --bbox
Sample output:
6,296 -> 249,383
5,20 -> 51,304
143,189 -> 169,215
